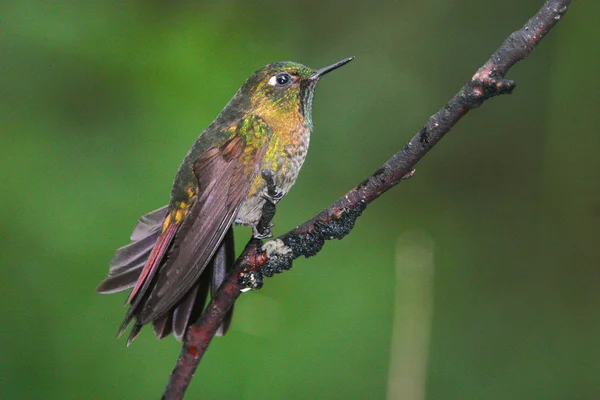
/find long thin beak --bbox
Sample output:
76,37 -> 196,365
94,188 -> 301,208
311,57 -> 354,80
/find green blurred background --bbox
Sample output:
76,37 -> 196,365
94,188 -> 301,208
2,0 -> 598,399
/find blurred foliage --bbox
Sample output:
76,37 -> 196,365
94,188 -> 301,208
1,0 -> 599,399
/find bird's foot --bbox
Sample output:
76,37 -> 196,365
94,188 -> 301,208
261,190 -> 284,205
261,169 -> 284,204
262,191 -> 284,205
252,223 -> 273,240
252,169 -> 281,239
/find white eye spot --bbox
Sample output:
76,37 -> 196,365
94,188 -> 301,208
269,72 -> 292,87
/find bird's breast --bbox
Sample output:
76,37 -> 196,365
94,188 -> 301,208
236,124 -> 311,227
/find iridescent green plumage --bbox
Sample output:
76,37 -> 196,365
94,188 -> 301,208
97,58 -> 353,344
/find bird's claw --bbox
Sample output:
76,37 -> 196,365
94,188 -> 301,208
252,224 -> 273,240
261,190 -> 284,205
260,169 -> 284,204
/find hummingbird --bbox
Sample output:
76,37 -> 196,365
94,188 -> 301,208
97,57 -> 354,344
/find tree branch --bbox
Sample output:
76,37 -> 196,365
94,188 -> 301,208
162,0 -> 571,398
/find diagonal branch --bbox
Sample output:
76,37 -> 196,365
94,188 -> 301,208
162,0 -> 571,398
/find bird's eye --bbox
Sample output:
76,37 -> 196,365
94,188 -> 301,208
276,73 -> 291,85
269,72 -> 292,87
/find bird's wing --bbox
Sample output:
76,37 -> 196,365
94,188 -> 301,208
138,119 -> 271,324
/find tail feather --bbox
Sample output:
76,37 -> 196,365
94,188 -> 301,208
152,312 -> 173,339
126,323 -> 142,347
97,205 -> 168,294
99,206 -> 239,344
96,265 -> 143,294
108,233 -> 159,275
172,279 -> 205,341
131,205 -> 169,241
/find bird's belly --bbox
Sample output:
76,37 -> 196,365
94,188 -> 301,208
235,134 -> 309,227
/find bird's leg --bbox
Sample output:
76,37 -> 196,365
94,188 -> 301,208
241,169 -> 282,290
260,169 -> 284,204
253,169 -> 281,239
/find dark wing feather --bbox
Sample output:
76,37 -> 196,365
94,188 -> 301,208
138,135 -> 266,324
212,227 -> 236,336
97,205 -> 168,294
170,227 -> 235,340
